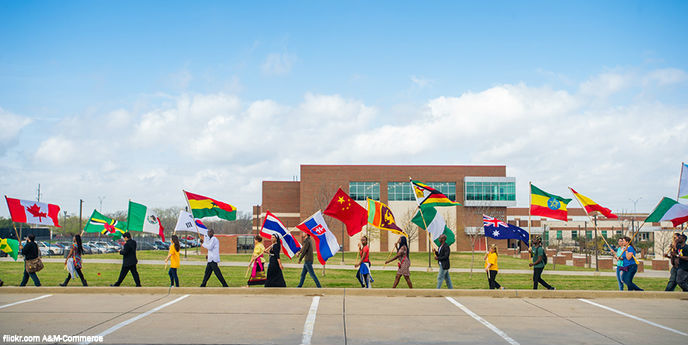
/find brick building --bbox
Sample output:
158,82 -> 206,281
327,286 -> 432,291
253,164 -> 516,252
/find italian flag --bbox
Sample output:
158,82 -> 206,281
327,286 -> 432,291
645,197 -> 688,227
127,201 -> 165,241
411,206 -> 456,246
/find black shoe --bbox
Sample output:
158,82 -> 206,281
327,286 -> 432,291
549,287 -> 556,290
110,284 -> 118,287
0,280 -> 4,287
59,283 -> 66,287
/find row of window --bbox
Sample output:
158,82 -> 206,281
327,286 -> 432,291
465,181 -> 516,201
349,181 -> 457,201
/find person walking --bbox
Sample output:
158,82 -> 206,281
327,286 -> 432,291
664,233 -> 682,291
247,235 -> 267,286
111,232 -> 141,287
620,236 -> 643,291
60,234 -> 88,286
529,237 -> 554,290
613,237 -> 626,291
265,234 -> 286,287
200,229 -> 229,287
297,233 -> 321,288
165,235 -> 181,287
355,236 -> 372,288
484,244 -> 502,290
385,236 -> 412,288
19,234 -> 41,287
674,234 -> 688,292
434,234 -> 453,289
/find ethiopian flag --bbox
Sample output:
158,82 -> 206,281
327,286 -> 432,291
645,197 -> 688,227
530,184 -> 571,221
0,237 -> 19,261
83,209 -> 127,239
184,191 -> 237,221
367,199 -> 407,236
410,179 -> 461,207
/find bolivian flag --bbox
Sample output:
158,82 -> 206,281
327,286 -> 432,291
184,191 -> 237,221
530,184 -> 571,221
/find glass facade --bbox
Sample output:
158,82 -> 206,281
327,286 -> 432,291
556,231 -> 562,240
349,182 -> 380,201
387,182 -> 414,201
586,231 -> 593,240
426,182 -> 456,201
465,181 -> 515,202
572,230 -> 578,240
602,230 -> 608,238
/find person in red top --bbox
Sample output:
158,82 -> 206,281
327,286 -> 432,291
354,236 -> 372,288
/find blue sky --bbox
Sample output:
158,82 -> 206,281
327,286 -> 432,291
1,1 -> 687,217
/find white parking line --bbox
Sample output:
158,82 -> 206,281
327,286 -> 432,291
446,297 -> 520,345
0,294 -> 52,310
578,298 -> 687,337
79,294 -> 190,345
301,296 -> 320,345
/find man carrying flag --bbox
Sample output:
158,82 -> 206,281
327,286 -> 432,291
296,211 -> 340,265
83,210 -> 127,239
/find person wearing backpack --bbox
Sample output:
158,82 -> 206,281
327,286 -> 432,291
529,237 -> 554,290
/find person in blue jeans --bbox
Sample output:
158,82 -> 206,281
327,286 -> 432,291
613,238 -> 626,291
296,233 -> 321,288
20,234 -> 41,287
435,234 -> 453,289
620,236 -> 643,291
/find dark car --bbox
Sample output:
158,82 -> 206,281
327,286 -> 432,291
81,244 -> 93,254
137,242 -> 157,250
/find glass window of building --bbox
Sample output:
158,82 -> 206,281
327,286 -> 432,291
349,182 -> 380,201
586,231 -> 593,240
556,231 -> 562,240
426,182 -> 456,201
465,181 -> 515,201
572,230 -> 578,239
602,230 -> 608,238
387,182 -> 414,201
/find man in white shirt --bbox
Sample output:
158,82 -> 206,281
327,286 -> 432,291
200,229 -> 229,287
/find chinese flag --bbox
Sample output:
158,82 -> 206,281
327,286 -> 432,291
323,188 -> 367,236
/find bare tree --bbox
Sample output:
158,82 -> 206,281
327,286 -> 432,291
462,201 -> 506,275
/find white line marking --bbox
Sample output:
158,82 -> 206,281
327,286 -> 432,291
446,296 -> 520,345
578,298 -> 687,337
301,296 -> 320,345
79,294 -> 190,345
0,294 -> 52,310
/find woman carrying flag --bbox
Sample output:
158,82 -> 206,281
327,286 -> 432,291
247,235 -> 267,286
165,235 -> 181,287
265,234 -> 286,287
385,236 -> 412,288
620,236 -> 643,291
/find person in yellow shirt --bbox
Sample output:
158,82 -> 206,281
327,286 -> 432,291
484,244 -> 503,290
247,236 -> 267,286
165,235 -> 181,287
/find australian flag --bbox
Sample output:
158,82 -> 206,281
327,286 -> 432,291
483,215 -> 529,245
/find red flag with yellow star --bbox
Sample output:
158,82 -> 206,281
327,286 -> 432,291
323,188 -> 368,236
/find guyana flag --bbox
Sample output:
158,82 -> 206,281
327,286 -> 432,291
410,179 -> 461,207
184,191 -> 237,221
83,209 -> 127,239
530,184 -> 571,221
367,199 -> 407,236
0,237 -> 19,261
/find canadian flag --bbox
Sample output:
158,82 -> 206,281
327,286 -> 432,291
5,196 -> 61,227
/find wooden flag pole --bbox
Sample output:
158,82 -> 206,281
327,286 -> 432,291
569,187 -> 614,253
528,182 -> 532,248
182,190 -> 201,255
678,162 -> 685,200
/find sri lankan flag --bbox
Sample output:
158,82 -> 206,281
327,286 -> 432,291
530,184 -> 571,221
367,199 -> 407,236
410,179 -> 461,207
83,209 -> 127,239
184,191 -> 237,221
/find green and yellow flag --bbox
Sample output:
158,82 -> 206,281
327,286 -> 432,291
367,199 -> 407,236
83,209 -> 127,239
0,237 -> 19,261
184,190 -> 237,221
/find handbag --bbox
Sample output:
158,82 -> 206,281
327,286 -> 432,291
26,257 -> 44,273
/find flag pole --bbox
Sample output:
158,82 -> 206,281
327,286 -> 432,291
678,162 -> 685,200
409,177 -> 434,270
4,196 -> 21,240
182,190 -> 201,255
569,187 -> 614,254
528,182 -> 532,250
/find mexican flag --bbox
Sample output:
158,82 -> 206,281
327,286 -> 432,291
127,201 -> 165,241
83,209 -> 127,239
0,237 -> 19,261
411,206 -> 456,246
645,197 -> 688,227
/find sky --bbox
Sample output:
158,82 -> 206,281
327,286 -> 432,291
1,1 -> 687,218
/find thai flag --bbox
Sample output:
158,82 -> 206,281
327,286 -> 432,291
260,211 -> 302,259
296,210 -> 340,265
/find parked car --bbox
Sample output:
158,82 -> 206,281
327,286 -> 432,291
81,244 -> 94,255
86,242 -> 106,254
95,241 -> 118,253
36,242 -> 53,256
137,242 -> 156,250
154,240 -> 169,250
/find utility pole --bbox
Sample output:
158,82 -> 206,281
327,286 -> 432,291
98,196 -> 106,212
79,199 -> 83,232
36,183 -> 41,202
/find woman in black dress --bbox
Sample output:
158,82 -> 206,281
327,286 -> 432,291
265,234 -> 286,287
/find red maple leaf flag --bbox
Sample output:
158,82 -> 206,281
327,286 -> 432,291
323,188 -> 368,236
5,196 -> 61,227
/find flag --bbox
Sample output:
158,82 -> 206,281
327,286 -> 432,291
411,206 -> 455,246
5,196 -> 61,227
679,163 -> 688,202
569,188 -> 618,219
184,191 -> 237,221
0,237 -> 19,261
127,201 -> 165,241
323,188 -> 368,236
645,197 -> 688,227
367,199 -> 407,236
174,210 -> 208,236
83,209 -> 127,239
482,215 -> 529,245
410,179 -> 461,207
530,184 -> 571,221
296,211 -> 340,265
259,211 -> 302,259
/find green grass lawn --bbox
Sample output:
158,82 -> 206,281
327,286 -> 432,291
87,250 -> 607,272
0,261 -> 668,290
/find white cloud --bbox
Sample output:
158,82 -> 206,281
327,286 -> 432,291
410,75 -> 431,88
261,52 -> 296,76
0,107 -> 32,153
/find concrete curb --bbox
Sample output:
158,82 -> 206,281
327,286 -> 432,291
1,286 -> 687,299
